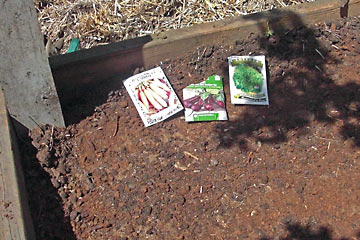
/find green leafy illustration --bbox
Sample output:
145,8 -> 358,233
231,59 -> 263,71
200,91 -> 211,100
215,94 -> 224,102
233,63 -> 263,93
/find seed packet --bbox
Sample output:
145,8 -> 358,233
228,56 -> 269,105
123,67 -> 183,127
183,75 -> 228,122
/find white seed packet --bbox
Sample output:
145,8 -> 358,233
228,56 -> 269,105
123,67 -> 183,127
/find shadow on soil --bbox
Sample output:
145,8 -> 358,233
60,75 -> 128,125
51,35 -> 153,126
216,10 -> 360,149
260,222 -> 359,240
14,119 -> 76,240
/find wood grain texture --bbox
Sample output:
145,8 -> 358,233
0,0 -> 64,131
0,89 -> 35,240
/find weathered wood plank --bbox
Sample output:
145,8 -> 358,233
142,0 -> 360,64
50,0 -> 360,106
0,89 -> 36,240
0,0 -> 65,131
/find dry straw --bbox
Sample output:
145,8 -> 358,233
34,0 -> 309,54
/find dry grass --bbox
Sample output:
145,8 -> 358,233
34,0 -> 312,54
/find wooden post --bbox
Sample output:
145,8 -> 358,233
0,0 -> 65,132
0,89 -> 36,240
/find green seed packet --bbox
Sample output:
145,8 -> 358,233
183,75 -> 228,122
228,56 -> 269,105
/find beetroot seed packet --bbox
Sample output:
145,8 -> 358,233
183,75 -> 227,122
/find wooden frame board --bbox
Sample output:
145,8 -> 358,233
50,0 -> 360,106
0,0 -> 65,131
0,89 -> 35,240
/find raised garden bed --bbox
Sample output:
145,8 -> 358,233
25,13 -> 360,240
1,0 -> 358,239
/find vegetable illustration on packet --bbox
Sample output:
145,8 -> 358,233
183,75 -> 228,122
123,67 -> 183,127
228,56 -> 269,105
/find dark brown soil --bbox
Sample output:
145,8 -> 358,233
25,15 -> 360,240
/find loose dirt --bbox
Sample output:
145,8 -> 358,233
27,16 -> 360,239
